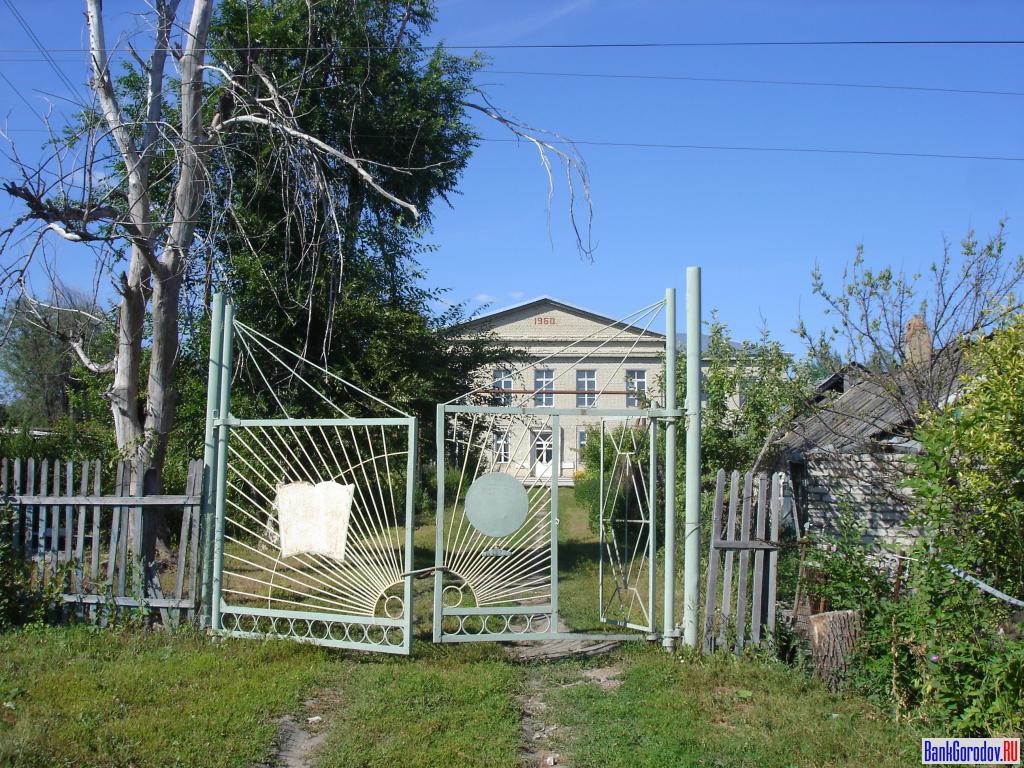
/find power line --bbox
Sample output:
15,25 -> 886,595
481,69 -> 1024,98
478,136 -> 1024,162
0,70 -> 45,122
0,38 -> 1022,56
1,125 -> 1018,162
0,0 -> 83,101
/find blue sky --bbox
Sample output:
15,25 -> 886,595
1,1 -> 1023,352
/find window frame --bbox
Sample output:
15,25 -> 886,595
493,431 -> 510,464
492,368 -> 513,406
534,368 -> 554,407
576,369 -> 597,407
625,369 -> 647,407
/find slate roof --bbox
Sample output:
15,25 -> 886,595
778,348 -> 964,456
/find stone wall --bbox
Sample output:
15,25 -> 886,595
792,452 -> 920,546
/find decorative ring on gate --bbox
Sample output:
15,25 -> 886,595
383,594 -> 405,619
442,584 -> 464,608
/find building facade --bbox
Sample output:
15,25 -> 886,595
457,297 -> 667,485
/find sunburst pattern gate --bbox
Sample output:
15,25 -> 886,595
432,295 -> 676,644
204,296 -> 416,655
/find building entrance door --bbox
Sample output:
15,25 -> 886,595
532,430 -> 553,479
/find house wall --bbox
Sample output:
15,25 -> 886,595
791,452 -> 919,546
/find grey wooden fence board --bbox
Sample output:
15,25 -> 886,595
62,595 -> 194,608
711,540 -> 777,551
106,464 -> 122,589
717,470 -> 740,648
173,462 -> 202,625
186,461 -> 202,612
130,466 -> 144,593
766,473 -> 782,641
50,461 -> 59,569
74,462 -> 87,592
117,463 -> 130,597
751,474 -> 768,646
36,459 -> 46,580
64,461 -> 74,563
15,459 -> 26,552
702,469 -> 726,653
734,471 -> 753,654
90,461 -> 101,585
3,459 -> 11,549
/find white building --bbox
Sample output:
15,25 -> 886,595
457,297 -> 668,485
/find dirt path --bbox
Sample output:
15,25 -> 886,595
258,697 -> 329,768
518,672 -> 564,768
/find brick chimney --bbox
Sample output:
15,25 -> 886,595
904,314 -> 931,367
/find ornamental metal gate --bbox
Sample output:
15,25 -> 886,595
598,415 -> 657,632
204,296 -> 416,655
431,295 -> 676,644
204,289 -> 685,654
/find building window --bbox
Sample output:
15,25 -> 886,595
626,369 -> 647,407
493,432 -> 510,464
576,369 -> 596,407
492,368 -> 512,406
578,429 -> 588,453
534,368 -> 554,407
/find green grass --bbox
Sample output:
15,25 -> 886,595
312,645 -> 523,768
0,486 -> 925,767
0,624 -> 336,768
540,648 -> 919,768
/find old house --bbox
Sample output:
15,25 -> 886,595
776,318 -> 962,546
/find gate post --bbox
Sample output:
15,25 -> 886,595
210,300 -> 235,632
432,403 -> 446,643
199,293 -> 225,627
682,267 -> 703,647
662,287 -> 678,650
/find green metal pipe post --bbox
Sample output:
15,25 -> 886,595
199,293 -> 225,627
550,414 -> 560,630
662,287 -> 678,650
683,267 -> 703,647
210,301 -> 235,632
403,418 -> 417,654
432,404 -> 445,642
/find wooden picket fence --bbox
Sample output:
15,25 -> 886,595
1,457 -> 204,624
701,469 -> 783,654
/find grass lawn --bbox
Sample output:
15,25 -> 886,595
0,488 -> 923,767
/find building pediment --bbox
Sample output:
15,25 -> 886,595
458,296 -> 665,343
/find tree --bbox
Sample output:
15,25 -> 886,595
797,225 -> 1024,438
908,314 -> 1024,591
0,0 -> 591,509
679,318 -> 810,484
0,291 -> 107,428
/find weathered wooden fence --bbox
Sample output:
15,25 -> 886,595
701,469 -> 783,654
1,457 -> 203,624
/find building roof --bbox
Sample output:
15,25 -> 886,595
459,296 -> 666,339
777,348 -> 964,456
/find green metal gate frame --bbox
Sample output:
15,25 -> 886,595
432,404 -> 674,644
202,295 -> 417,655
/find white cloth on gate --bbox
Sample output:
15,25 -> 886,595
275,480 -> 355,561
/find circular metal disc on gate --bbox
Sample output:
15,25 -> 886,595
464,472 -> 529,538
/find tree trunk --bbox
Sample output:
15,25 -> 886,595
808,609 -> 861,691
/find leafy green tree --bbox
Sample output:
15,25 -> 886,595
908,313 -> 1024,591
678,318 -> 811,485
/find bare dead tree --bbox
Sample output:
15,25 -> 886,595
0,0 -> 593,528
